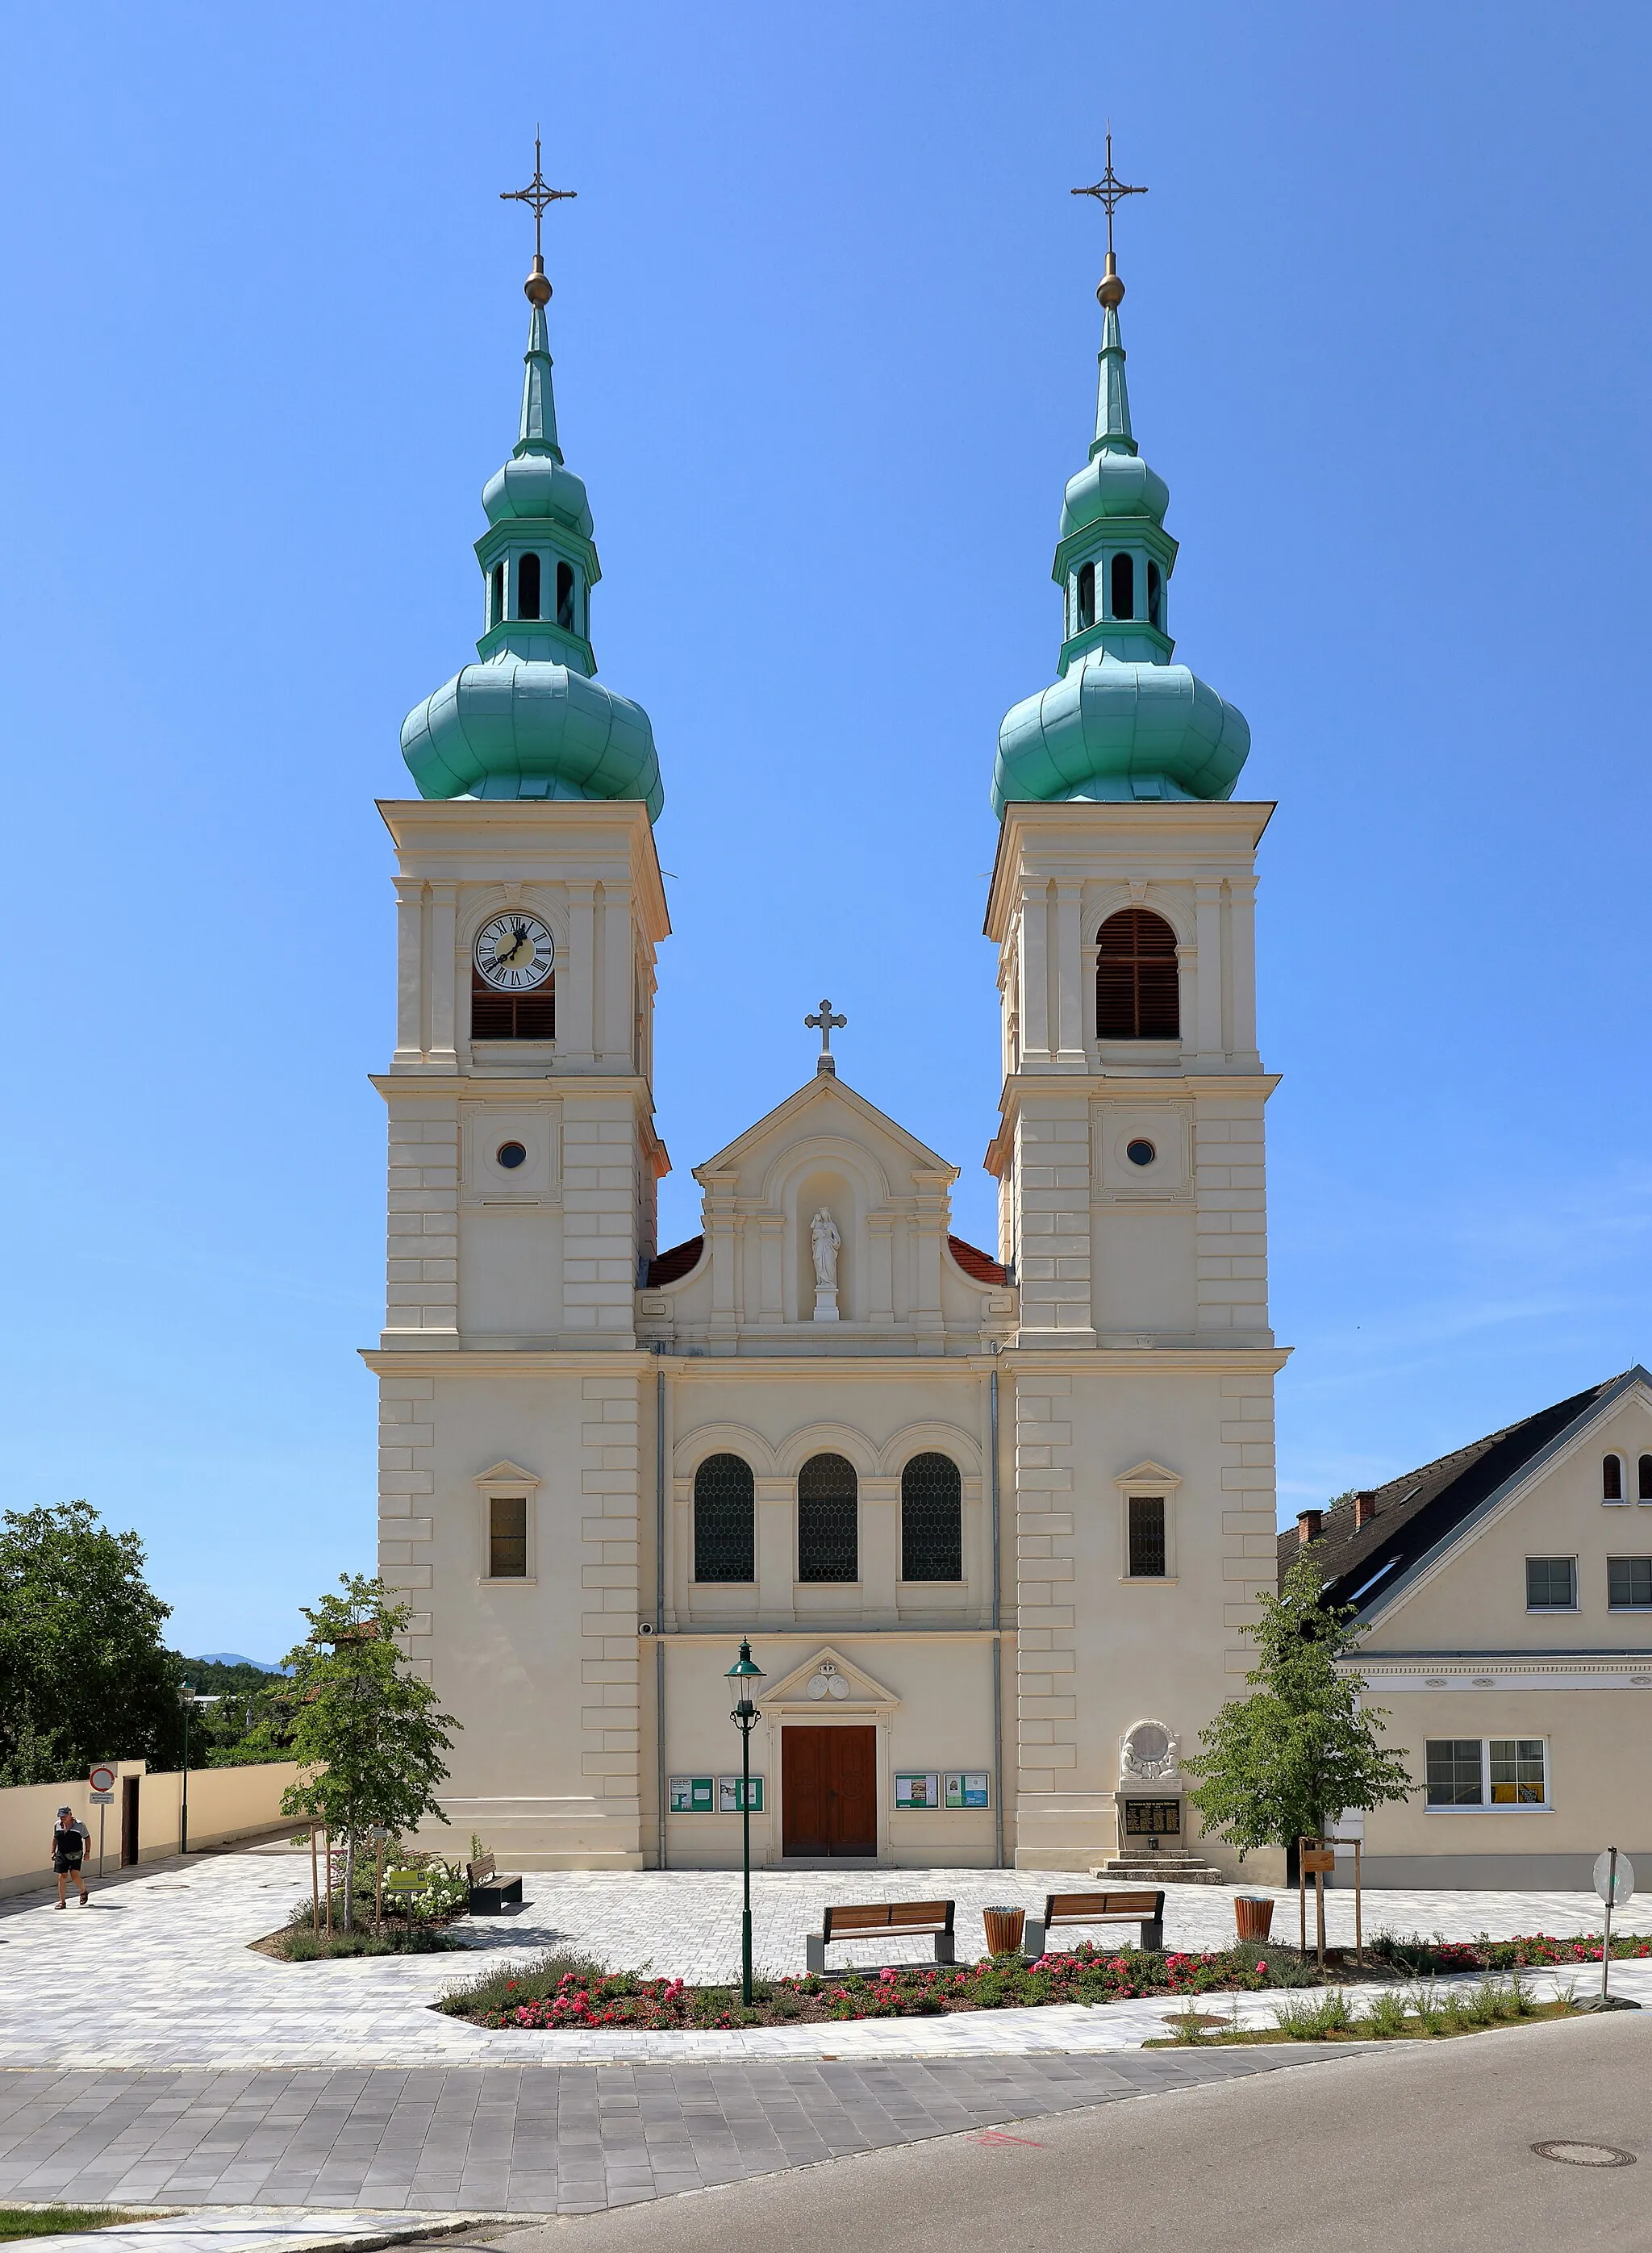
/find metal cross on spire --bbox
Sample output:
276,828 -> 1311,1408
805,998 -> 847,1073
500,130 -> 578,264
1071,130 -> 1147,263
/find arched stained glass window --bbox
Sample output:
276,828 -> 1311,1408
798,1453 -> 857,1583
1096,907 -> 1179,1040
694,1454 -> 754,1583
901,1453 -> 962,1581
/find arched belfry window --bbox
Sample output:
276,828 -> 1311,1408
556,561 -> 576,631
1096,907 -> 1180,1040
1110,552 -> 1135,621
1641,1454 -> 1652,1501
694,1454 -> 755,1583
901,1454 -> 962,1582
1604,1454 -> 1625,1502
490,561 -> 505,629
1076,561 -> 1095,632
798,1453 -> 857,1583
517,553 -> 542,621
1147,559 -> 1163,629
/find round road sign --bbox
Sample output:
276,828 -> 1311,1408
89,1763 -> 116,1795
1593,1848 -> 1636,1906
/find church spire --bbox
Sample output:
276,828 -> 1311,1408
989,147 -> 1250,815
502,135 -> 576,463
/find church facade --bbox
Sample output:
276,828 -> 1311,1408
369,202 -> 1287,1875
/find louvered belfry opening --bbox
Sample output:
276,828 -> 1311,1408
798,1452 -> 858,1583
694,1453 -> 755,1583
900,1453 -> 962,1582
1096,907 -> 1180,1040
471,969 -> 557,1041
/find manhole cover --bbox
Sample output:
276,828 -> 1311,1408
1531,2141 -> 1636,2168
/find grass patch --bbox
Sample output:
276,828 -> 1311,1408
0,2210 -> 165,2240
1145,1972 -> 1572,2048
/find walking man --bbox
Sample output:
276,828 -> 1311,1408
52,1807 -> 90,1907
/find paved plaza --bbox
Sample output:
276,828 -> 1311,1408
2,1842 -> 1649,2069
0,2054 -> 1372,2220
2,1846 -> 1649,2244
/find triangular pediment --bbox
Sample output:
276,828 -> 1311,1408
693,1069 -> 955,1191
757,1644 -> 901,1711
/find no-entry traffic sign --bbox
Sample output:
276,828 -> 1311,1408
89,1764 -> 116,1796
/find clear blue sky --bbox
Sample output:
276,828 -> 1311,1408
1,3 -> 1646,1660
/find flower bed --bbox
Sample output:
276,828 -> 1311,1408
436,1931 -> 1651,2032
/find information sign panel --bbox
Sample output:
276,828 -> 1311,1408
945,1771 -> 991,1809
718,1775 -> 764,1813
668,1776 -> 715,1813
894,1772 -> 941,1809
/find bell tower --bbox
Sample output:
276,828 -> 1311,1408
369,152 -> 667,1867
985,147 -> 1287,1869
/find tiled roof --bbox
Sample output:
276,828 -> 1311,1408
644,1236 -> 703,1288
1278,1373 -> 1635,1614
947,1234 -> 1009,1286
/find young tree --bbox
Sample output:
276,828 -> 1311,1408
273,1574 -> 459,1929
1184,1546 -> 1412,1867
0,1501 -> 184,1784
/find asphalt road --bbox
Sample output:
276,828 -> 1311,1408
474,2016 -> 1652,2253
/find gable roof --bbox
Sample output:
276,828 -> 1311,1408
1279,1367 -> 1651,1619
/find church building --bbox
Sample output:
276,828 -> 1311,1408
369,157 -> 1287,1875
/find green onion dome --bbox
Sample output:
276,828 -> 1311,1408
991,278 -> 1248,817
400,273 -> 663,818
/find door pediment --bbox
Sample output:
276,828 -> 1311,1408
758,1645 -> 899,1713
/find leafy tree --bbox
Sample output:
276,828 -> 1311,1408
271,1574 -> 459,1929
0,1501 -> 184,1784
176,1656 -> 296,1767
1184,1546 -> 1412,1865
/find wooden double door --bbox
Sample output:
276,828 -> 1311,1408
782,1725 -> 877,1857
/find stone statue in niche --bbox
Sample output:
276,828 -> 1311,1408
810,1207 -> 841,1322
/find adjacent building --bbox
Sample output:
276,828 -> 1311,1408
1289,1367 -> 1652,1888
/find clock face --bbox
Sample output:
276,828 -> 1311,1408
475,913 -> 555,992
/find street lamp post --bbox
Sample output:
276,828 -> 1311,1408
725,1639 -> 766,2006
179,1683 -> 194,1857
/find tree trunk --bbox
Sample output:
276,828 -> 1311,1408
343,1827 -> 356,1932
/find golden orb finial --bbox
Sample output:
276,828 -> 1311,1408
524,252 -> 552,307
1096,250 -> 1124,309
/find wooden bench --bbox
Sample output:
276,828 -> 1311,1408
466,1852 -> 524,1913
1023,1888 -> 1165,1959
806,1900 -> 957,1975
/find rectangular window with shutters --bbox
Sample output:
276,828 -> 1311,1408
1525,1555 -> 1577,1610
472,970 -> 557,1041
1608,1556 -> 1652,1610
488,1496 -> 528,1579
1127,1496 -> 1167,1578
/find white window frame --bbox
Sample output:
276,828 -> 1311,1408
1114,1461 -> 1181,1583
1603,1451 -> 1629,1505
1424,1735 -> 1550,1813
473,1458 -> 540,1584
1606,1555 -> 1652,1612
1524,1553 -> 1578,1612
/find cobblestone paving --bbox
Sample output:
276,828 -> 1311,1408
0,2055 -> 1375,2217
2,1846 -> 1647,2068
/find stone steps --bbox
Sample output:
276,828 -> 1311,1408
1093,1858 -> 1227,1885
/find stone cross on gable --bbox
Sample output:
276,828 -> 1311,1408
805,998 -> 846,1074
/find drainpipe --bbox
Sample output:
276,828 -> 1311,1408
655,1353 -> 668,1871
990,1360 -> 1003,1871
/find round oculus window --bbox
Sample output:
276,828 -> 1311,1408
496,1141 -> 528,1170
1126,1138 -> 1157,1167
